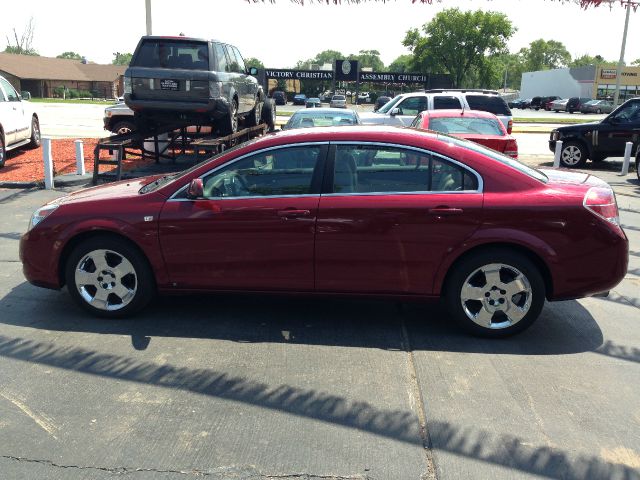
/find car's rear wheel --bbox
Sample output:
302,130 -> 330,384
596,108 -> 602,114
636,155 -> 640,181
112,120 -> 136,136
65,236 -> 155,318
29,116 -> 41,148
0,133 -> 5,168
445,249 -> 545,337
261,98 -> 276,132
560,141 -> 588,168
219,99 -> 239,136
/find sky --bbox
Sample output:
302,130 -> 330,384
2,0 -> 639,70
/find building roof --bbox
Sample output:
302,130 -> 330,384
0,53 -> 126,82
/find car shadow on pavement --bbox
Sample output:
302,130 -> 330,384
0,281 -> 608,358
0,287 -> 637,480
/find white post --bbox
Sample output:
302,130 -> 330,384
553,140 -> 563,168
613,4 -> 631,107
145,0 -> 152,35
42,138 -> 54,189
74,139 -> 85,175
620,141 -> 633,176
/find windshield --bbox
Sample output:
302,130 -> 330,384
429,116 -> 503,135
284,111 -> 359,129
443,136 -> 548,183
133,40 -> 209,70
377,95 -> 404,114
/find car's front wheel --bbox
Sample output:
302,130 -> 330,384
65,236 -> 155,318
560,141 -> 588,168
445,249 -> 545,337
111,120 -> 136,136
0,132 -> 5,168
29,116 -> 41,148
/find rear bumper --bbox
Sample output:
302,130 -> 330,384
125,95 -> 229,119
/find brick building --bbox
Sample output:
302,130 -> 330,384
0,53 -> 126,99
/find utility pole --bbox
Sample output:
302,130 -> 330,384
145,0 -> 153,36
613,3 -> 631,106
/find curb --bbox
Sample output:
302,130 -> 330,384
0,181 -> 41,189
0,174 -> 93,190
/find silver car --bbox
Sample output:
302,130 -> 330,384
551,99 -> 568,112
282,108 -> 360,130
329,95 -> 347,108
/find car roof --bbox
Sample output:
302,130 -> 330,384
291,107 -> 356,115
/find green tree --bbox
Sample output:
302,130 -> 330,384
403,8 -> 515,88
4,17 -> 38,56
387,54 -> 413,73
112,52 -> 133,66
631,58 -> 640,66
4,45 -> 39,55
520,39 -> 571,71
57,51 -> 82,60
348,49 -> 384,71
244,57 -> 264,69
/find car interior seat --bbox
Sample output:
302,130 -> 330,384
334,151 -> 358,193
300,118 -> 315,128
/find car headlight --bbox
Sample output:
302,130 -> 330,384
551,131 -> 560,141
29,204 -> 59,230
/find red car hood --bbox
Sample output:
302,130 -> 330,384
57,175 -> 168,205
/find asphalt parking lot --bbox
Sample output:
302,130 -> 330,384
0,156 -> 639,479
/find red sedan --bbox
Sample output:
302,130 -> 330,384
20,126 -> 628,337
411,109 -> 518,158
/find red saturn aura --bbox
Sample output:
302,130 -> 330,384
20,126 -> 628,337
410,109 -> 519,158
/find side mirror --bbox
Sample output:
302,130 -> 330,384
186,178 -> 204,199
248,66 -> 258,76
390,108 -> 400,117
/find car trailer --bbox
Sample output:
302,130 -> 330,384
92,122 -> 270,185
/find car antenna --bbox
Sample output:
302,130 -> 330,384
461,103 -> 465,115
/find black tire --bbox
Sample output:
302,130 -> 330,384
219,99 -> 239,136
65,236 -> 155,318
244,97 -> 263,128
111,120 -> 136,135
0,132 -> 5,168
261,98 -> 276,132
636,155 -> 640,182
444,249 -> 545,338
596,108 -> 602,114
559,141 -> 588,168
28,116 -> 41,148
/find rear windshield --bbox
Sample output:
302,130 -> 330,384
429,116 -> 503,135
133,39 -> 209,70
466,95 -> 512,116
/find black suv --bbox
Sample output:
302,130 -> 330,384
549,97 -> 640,168
124,36 -> 271,134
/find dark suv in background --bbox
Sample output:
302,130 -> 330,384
124,36 -> 271,134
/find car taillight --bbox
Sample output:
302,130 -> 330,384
209,81 -> 222,99
504,139 -> 518,158
584,186 -> 619,225
124,76 -> 132,94
507,119 -> 513,134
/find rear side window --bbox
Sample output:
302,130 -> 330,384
133,40 -> 209,70
213,43 -> 229,72
466,95 -> 512,116
433,96 -> 462,109
332,145 -> 479,194
225,45 -> 244,73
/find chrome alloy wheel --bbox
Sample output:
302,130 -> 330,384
460,263 -> 533,329
74,249 -> 138,311
561,145 -> 582,166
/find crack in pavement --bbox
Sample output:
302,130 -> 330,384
1,455 -> 369,479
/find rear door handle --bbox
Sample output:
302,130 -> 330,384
277,209 -> 311,218
429,207 -> 464,215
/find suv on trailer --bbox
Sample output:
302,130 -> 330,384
549,97 -> 640,168
359,89 -> 513,133
0,74 -> 40,168
124,36 -> 270,134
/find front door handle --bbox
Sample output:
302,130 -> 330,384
277,209 -> 311,218
429,207 -> 464,215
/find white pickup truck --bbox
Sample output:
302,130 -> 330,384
0,74 -> 40,167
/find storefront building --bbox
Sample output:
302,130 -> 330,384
520,65 -> 640,103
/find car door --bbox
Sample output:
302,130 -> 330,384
599,100 -> 640,156
315,143 -> 483,295
158,144 -> 328,291
385,96 -> 428,126
225,45 -> 252,114
0,77 -> 26,145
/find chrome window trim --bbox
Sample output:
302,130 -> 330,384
168,142 -> 328,201
329,140 -> 484,194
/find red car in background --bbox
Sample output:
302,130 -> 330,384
410,109 -> 518,158
20,126 -> 627,337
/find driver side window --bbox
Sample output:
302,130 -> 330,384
613,100 -> 640,123
0,78 -> 19,102
202,146 -> 322,198
396,96 -> 428,116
